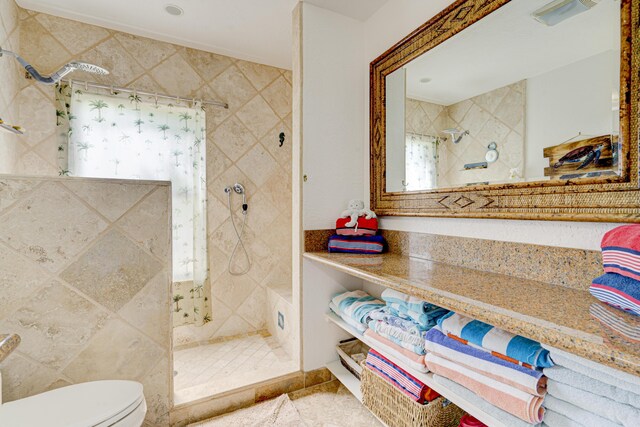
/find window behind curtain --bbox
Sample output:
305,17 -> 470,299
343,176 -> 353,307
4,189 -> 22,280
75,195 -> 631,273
67,85 -> 207,283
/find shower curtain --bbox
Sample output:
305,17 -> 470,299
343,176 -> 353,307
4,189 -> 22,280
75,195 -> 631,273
405,133 -> 439,191
55,83 -> 211,326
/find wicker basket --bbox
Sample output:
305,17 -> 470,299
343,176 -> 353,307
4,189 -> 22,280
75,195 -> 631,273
336,338 -> 370,380
361,366 -> 465,427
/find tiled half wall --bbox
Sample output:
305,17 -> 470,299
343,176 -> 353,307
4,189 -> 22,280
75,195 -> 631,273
0,176 -> 172,425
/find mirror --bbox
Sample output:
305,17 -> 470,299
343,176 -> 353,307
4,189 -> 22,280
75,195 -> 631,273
385,0 -> 621,192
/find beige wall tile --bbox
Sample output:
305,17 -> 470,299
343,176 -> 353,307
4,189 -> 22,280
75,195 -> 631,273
35,13 -> 110,55
0,181 -> 108,271
116,187 -> 171,260
1,280 -> 109,369
62,179 -> 153,221
60,229 -> 163,311
113,32 -> 177,70
0,243 -> 49,317
62,318 -> 164,382
0,352 -> 59,402
236,96 -> 279,139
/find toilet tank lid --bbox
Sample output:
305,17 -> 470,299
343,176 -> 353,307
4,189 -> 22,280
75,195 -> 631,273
0,380 -> 144,427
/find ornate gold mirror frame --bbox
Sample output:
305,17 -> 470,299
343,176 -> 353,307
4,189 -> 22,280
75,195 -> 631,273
370,0 -> 639,222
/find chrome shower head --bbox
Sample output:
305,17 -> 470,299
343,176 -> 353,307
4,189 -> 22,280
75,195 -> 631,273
232,183 -> 245,195
442,128 -> 470,144
69,61 -> 109,75
0,46 -> 110,85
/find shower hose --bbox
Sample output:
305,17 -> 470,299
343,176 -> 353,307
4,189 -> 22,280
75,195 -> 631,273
226,190 -> 251,276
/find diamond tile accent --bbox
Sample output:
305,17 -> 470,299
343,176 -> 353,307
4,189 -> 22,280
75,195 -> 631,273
0,178 -> 39,212
0,243 -> 49,318
0,182 -> 108,272
116,187 -> 171,260
236,143 -> 279,187
212,115 -> 257,162
114,32 -> 177,70
213,272 -> 257,310
183,47 -> 233,82
78,37 -> 145,86
36,13 -> 110,55
60,229 -> 162,311
211,65 -> 258,112
236,60 -> 282,91
259,76 -> 292,119
63,180 -> 153,222
63,318 -> 164,382
149,52 -> 204,97
0,280 -> 109,369
236,96 -> 280,139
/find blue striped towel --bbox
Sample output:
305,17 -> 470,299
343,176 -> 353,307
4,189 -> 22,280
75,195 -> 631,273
331,290 -> 384,325
437,312 -> 553,368
590,273 -> 640,317
388,301 -> 449,329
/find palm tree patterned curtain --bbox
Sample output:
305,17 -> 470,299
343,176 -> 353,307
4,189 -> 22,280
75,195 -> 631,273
56,82 -> 210,326
405,133 -> 440,191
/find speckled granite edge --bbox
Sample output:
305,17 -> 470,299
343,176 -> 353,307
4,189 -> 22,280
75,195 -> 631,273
0,334 -> 20,363
304,229 -> 601,291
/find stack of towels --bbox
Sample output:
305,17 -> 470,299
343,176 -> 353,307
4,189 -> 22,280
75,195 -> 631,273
590,224 -> 640,317
329,290 -> 384,333
365,289 -> 449,373
425,312 -> 551,425
365,348 -> 441,404
541,346 -> 640,427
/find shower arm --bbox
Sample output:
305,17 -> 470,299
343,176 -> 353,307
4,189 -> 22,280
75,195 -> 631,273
0,46 -> 108,85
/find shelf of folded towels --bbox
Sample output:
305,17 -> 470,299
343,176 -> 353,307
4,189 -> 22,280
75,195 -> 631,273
326,289 -> 560,426
304,251 -> 640,377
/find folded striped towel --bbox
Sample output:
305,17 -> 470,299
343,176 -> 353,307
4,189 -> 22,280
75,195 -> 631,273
331,290 -> 384,325
368,320 -> 426,355
590,302 -> 640,343
426,353 -> 545,423
601,224 -> 640,281
432,374 -> 541,427
437,312 -> 553,368
425,328 -> 546,396
388,301 -> 449,329
381,288 -> 433,314
369,306 -> 427,334
364,329 -> 427,372
328,234 -> 385,254
329,302 -> 366,333
365,348 -> 439,403
590,273 -> 640,316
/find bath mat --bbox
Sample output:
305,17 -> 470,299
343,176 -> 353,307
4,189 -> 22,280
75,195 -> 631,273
188,394 -> 305,426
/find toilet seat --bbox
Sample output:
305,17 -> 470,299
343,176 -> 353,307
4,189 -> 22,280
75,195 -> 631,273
0,380 -> 145,427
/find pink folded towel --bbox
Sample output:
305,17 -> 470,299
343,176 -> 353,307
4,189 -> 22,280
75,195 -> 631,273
364,329 -> 427,372
601,224 -> 640,281
426,353 -> 544,424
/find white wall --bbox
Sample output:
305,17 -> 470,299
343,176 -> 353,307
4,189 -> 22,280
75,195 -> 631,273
302,3 -> 365,230
525,50 -> 619,180
362,0 -> 625,251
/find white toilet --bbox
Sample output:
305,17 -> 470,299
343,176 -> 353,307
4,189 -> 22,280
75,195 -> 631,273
0,380 -> 146,427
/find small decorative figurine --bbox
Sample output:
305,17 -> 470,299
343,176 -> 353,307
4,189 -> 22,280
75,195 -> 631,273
340,199 -> 377,227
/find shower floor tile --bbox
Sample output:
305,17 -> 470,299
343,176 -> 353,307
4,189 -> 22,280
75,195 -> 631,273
173,333 -> 297,405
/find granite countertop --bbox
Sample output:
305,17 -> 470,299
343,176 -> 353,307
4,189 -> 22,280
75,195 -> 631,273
304,251 -> 640,377
0,333 -> 20,363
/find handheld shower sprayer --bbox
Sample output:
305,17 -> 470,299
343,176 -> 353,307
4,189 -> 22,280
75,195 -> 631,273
225,183 -> 250,275
0,46 -> 109,85
442,128 -> 470,144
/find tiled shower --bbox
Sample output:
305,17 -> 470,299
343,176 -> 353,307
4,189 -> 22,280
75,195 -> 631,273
0,0 -> 296,416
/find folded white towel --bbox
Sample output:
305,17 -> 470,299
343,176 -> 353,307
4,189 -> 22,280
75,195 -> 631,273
547,380 -> 639,427
543,395 -> 620,427
542,345 -> 640,396
544,365 -> 640,409
542,410 -> 585,427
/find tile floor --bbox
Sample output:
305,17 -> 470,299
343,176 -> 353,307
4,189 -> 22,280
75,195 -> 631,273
173,333 -> 298,404
189,380 -> 383,426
